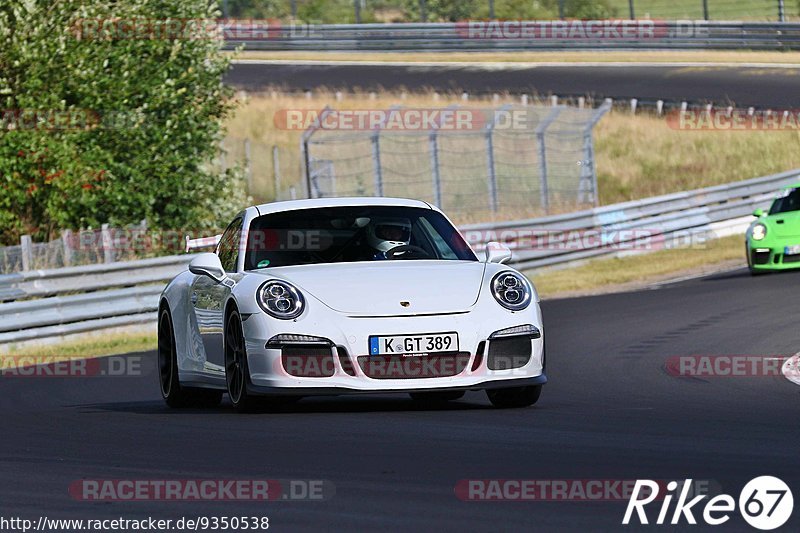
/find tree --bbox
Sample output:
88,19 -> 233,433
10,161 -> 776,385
0,0 -> 247,244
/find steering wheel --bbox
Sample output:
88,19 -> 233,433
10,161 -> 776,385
385,245 -> 431,260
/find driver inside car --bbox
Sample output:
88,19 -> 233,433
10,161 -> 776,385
366,217 -> 413,260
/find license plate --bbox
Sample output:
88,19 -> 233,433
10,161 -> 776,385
785,245 -> 800,256
369,333 -> 459,356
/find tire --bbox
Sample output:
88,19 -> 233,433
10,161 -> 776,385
486,385 -> 542,409
225,308 -> 261,413
158,307 -> 223,408
409,391 -> 465,404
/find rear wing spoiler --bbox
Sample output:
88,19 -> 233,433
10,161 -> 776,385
185,234 -> 221,253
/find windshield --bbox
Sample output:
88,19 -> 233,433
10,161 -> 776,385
244,206 -> 477,270
769,188 -> 800,215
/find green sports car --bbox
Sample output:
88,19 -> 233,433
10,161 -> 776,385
747,184 -> 800,274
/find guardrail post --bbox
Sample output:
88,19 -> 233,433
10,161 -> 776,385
101,224 -> 115,264
429,131 -> 442,207
779,0 -> 786,22
702,0 -> 710,20
628,0 -> 635,19
61,230 -> 73,267
20,235 -> 32,272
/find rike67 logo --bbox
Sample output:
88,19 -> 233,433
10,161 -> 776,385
623,476 -> 793,530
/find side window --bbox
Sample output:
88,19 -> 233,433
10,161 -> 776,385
217,217 -> 243,273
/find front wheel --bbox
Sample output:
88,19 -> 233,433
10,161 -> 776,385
225,308 -> 261,412
486,385 -> 542,409
158,307 -> 222,408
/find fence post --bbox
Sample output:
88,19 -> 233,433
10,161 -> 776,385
244,138 -> 253,195
101,224 -> 115,264
61,230 -> 73,267
485,129 -> 498,213
484,104 -> 510,214
580,100 -> 612,206
702,0 -> 710,20
628,0 -> 635,19
489,0 -> 495,19
429,131 -> 442,207
20,235 -> 32,271
535,107 -> 563,213
558,0 -> 565,20
272,145 -> 281,199
779,0 -> 786,22
419,0 -> 427,22
354,0 -> 361,24
300,106 -> 334,199
371,132 -> 384,197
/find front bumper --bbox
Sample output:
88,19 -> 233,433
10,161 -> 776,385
748,242 -> 800,271
240,305 -> 546,395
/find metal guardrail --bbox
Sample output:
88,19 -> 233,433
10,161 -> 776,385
463,168 -> 800,270
0,256 -> 193,344
225,21 -> 800,51
2,168 -> 799,344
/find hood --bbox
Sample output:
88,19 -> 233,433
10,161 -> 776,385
766,210 -> 800,238
259,260 -> 486,316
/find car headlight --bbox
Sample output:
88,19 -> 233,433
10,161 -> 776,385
751,223 -> 767,241
491,272 -> 532,311
257,280 -> 305,320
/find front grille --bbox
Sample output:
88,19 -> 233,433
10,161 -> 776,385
751,250 -> 771,265
784,254 -> 800,264
281,346 -> 335,377
487,336 -> 533,370
357,353 -> 470,379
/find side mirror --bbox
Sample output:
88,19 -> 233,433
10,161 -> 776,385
485,242 -> 512,264
189,253 -> 226,283
752,208 -> 764,217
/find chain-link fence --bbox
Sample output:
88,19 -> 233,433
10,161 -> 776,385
0,222 -> 151,275
299,103 -> 609,222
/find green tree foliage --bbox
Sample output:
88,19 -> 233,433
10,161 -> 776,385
0,0 -> 247,244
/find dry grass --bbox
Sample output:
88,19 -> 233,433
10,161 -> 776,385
527,234 -> 744,298
594,113 -> 800,203
233,50 -> 800,65
225,91 -> 800,211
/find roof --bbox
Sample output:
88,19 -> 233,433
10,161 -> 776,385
253,197 -> 433,216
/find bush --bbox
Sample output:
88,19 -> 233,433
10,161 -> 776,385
0,0 -> 247,245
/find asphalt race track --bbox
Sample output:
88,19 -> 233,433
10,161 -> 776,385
2,267 -> 800,531
227,62 -> 800,108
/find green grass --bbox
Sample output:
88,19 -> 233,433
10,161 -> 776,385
527,234 -> 744,298
606,0 -> 792,21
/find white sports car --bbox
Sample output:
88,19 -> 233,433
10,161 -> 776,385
158,197 -> 546,411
